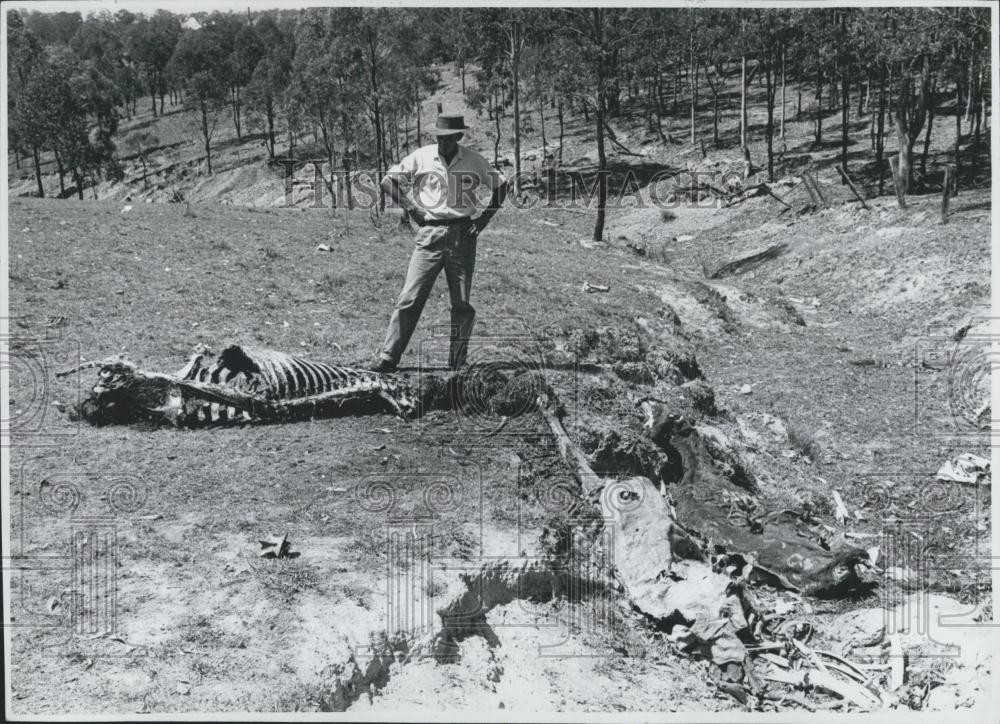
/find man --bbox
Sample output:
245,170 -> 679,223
371,114 -> 508,373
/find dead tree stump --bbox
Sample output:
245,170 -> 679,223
941,165 -> 953,223
888,156 -> 907,209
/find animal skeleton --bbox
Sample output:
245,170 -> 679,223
58,344 -> 421,426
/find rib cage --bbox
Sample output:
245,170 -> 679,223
67,344 -> 420,426
178,345 -> 395,401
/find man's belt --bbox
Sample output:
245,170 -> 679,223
418,216 -> 473,227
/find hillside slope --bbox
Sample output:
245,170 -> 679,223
6,61 -> 993,716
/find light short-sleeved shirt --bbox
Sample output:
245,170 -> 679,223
383,144 -> 506,221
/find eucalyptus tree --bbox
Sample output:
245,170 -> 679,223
168,25 -> 229,173
554,7 -> 635,242
244,14 -> 293,160
126,11 -> 180,117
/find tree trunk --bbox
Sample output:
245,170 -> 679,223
231,85 -> 242,140
54,149 -> 66,196
494,95 -> 501,166
201,101 -> 213,174
673,62 -> 679,113
765,62 -> 775,181
886,68 -> 893,125
538,95 -> 546,157
320,119 -> 336,208
895,111 -> 915,195
593,9 -> 607,243
896,55 -> 933,194
740,56 -> 748,152
876,65 -> 887,195
919,105 -> 935,182
341,111 -> 355,210
367,26 -> 386,210
644,79 -> 654,130
815,67 -> 823,145
151,91 -> 157,118
73,167 -> 84,200
973,67 -> 983,165
689,35 -> 697,145
32,145 -> 44,198
415,98 -> 421,148
510,20 -> 522,195
955,83 -> 962,180
779,45 -> 786,140
712,89 -> 720,147
608,47 -> 621,116
557,98 -> 565,163
390,113 -> 399,164
655,76 -> 667,143
342,153 -> 354,210
870,100 -> 877,150
964,60 -> 975,124
841,73 -> 849,179
266,100 -> 276,159
656,70 -> 666,117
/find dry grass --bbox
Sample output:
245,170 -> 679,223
6,58 -> 991,716
785,419 -> 823,463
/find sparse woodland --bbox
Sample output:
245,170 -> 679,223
6,7 -> 991,238
4,7 -> 994,714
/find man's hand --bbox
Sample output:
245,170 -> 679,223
407,205 -> 428,226
382,175 -> 426,226
472,181 -> 507,236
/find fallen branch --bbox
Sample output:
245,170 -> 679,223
602,118 -> 644,157
537,391 -> 604,494
837,165 -> 871,210
760,183 -> 792,209
706,242 -> 788,279
727,182 -> 793,210
802,172 -> 829,209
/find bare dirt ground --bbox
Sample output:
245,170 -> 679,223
5,66 -> 993,715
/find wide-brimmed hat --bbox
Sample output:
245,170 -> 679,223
428,114 -> 470,136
